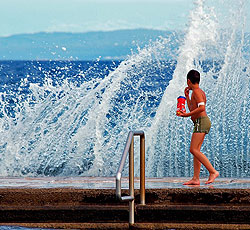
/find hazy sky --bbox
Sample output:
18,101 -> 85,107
0,0 -> 249,37
0,0 -> 195,37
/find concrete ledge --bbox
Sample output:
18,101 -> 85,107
0,188 -> 249,206
0,188 -> 249,225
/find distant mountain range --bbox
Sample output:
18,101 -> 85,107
0,29 -> 178,60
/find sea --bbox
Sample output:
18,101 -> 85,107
0,0 -> 250,179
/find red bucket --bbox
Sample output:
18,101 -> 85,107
177,96 -> 186,114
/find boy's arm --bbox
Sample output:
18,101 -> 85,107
184,87 -> 192,111
184,105 -> 205,117
180,89 -> 205,117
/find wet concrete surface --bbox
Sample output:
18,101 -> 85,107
0,177 -> 249,189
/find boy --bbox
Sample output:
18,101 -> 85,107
177,70 -> 219,185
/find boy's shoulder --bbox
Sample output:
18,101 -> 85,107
192,87 -> 206,99
193,87 -> 204,94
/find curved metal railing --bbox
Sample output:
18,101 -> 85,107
115,130 -> 145,224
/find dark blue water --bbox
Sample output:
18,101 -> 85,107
0,227 -> 51,230
0,60 -> 175,120
0,60 -> 121,91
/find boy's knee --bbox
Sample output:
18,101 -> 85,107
190,147 -> 198,155
189,147 -> 194,153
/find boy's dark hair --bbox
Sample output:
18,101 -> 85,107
187,70 -> 200,84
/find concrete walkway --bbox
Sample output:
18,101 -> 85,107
0,176 -> 249,189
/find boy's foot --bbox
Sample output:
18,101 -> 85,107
183,179 -> 200,185
205,171 -> 219,184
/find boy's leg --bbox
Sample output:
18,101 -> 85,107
193,157 -> 201,179
193,134 -> 205,179
183,134 -> 204,185
190,133 -> 219,184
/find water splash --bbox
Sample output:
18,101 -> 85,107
147,0 -> 250,177
146,0 -> 219,177
0,36 -> 178,176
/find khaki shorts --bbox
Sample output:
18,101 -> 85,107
193,116 -> 211,134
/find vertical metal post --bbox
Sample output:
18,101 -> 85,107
116,131 -> 145,225
129,136 -> 134,224
140,134 -> 145,205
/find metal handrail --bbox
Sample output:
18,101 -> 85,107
116,130 -> 145,225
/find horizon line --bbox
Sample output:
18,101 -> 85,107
0,28 -> 183,38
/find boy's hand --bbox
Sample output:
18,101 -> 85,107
177,110 -> 189,117
184,87 -> 190,97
